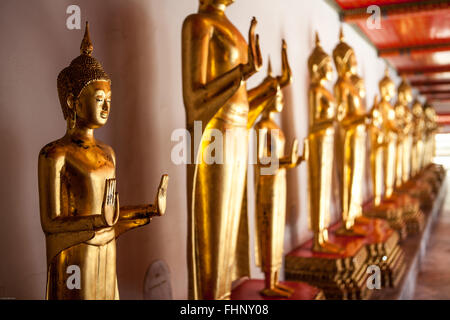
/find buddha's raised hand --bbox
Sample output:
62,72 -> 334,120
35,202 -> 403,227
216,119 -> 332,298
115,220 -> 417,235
101,178 -> 120,227
154,174 -> 169,216
277,40 -> 292,88
242,17 -> 263,80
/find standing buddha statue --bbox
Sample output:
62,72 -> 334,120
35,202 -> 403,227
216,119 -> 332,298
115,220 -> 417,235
395,77 -> 414,185
254,44 -> 302,297
422,102 -> 445,192
368,95 -> 385,207
393,77 -> 424,234
423,102 -> 438,167
362,68 -> 407,238
182,0 -> 285,300
411,99 -> 425,177
38,23 -> 169,300
332,28 -> 369,235
306,32 -> 343,253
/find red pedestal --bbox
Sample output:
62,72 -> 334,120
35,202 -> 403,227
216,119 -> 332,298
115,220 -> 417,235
288,226 -> 366,260
230,279 -> 322,300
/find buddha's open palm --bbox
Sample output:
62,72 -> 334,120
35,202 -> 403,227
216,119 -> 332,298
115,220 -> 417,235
155,175 -> 169,216
102,178 -> 120,227
277,40 -> 292,88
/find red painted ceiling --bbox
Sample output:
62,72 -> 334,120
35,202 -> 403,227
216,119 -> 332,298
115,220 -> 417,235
332,0 -> 450,111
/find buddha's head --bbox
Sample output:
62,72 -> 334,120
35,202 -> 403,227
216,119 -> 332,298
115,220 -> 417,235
397,76 -> 413,105
308,32 -> 333,84
199,0 -> 234,11
264,59 -> 284,113
57,22 -> 111,130
333,27 -> 357,77
379,67 -> 395,102
423,102 -> 436,122
412,99 -> 424,118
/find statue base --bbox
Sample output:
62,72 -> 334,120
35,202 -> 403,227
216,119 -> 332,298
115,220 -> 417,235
285,230 -> 370,300
230,279 -> 324,300
363,201 -> 408,240
350,218 -> 406,288
382,193 -> 425,236
422,163 -> 446,194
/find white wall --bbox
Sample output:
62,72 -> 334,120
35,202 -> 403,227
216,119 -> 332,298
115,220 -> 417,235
0,0 -> 403,299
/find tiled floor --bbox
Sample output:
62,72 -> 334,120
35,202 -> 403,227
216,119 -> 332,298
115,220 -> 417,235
414,190 -> 450,299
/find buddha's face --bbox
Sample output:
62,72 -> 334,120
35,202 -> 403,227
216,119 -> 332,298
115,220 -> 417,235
413,102 -> 423,117
312,58 -> 333,83
75,80 -> 111,129
335,51 -> 355,77
380,81 -> 395,101
319,58 -> 333,82
398,87 -> 412,105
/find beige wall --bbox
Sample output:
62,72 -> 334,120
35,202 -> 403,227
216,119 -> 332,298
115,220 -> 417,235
0,0 -> 403,299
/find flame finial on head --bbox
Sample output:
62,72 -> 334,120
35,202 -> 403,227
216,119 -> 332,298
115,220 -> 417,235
315,31 -> 320,47
385,66 -> 389,77
80,22 -> 93,56
339,26 -> 344,42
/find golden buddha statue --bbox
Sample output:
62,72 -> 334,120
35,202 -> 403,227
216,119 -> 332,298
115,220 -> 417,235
391,77 -> 424,234
411,99 -> 425,177
254,45 -> 301,297
362,68 -> 408,238
38,23 -> 169,300
182,0 -> 286,300
422,102 -> 444,193
368,95 -> 384,206
332,28 -> 369,234
377,69 -> 399,199
395,77 -> 414,185
306,32 -> 343,253
423,102 -> 438,167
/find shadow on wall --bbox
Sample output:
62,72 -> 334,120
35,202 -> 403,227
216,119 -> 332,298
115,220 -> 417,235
0,0 -> 77,299
100,2 -> 170,299
281,79 -> 305,249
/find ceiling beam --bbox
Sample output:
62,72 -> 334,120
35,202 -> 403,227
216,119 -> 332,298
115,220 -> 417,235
341,0 -> 450,23
420,90 -> 450,95
398,65 -> 450,75
379,43 -> 450,57
411,79 -> 450,86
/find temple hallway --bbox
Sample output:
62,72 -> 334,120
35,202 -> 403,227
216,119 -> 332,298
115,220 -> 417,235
414,180 -> 450,300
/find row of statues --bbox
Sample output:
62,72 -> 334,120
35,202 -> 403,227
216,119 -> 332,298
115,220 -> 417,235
39,0 -> 442,300
181,0 -> 442,300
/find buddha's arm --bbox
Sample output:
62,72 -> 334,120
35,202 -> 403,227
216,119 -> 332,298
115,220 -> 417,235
247,80 -> 278,127
247,91 -> 277,129
38,152 -> 104,234
115,175 -> 169,237
182,17 -> 244,126
255,127 -> 270,167
280,139 -> 302,169
334,84 -> 347,122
